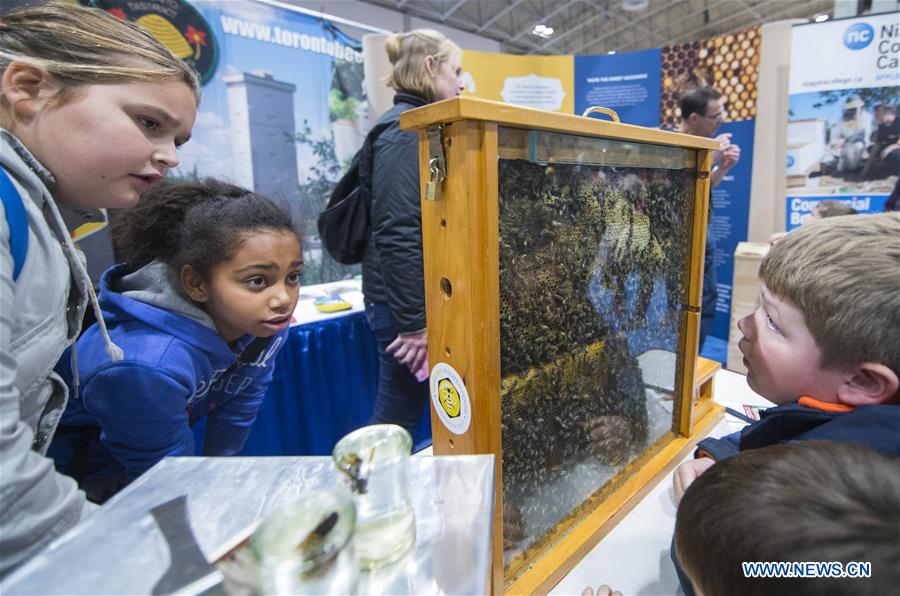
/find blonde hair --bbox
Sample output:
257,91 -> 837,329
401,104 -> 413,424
0,0 -> 200,113
759,212 -> 900,376
383,29 -> 461,102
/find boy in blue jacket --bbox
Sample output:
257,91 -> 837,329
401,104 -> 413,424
671,212 -> 899,594
50,180 -> 303,500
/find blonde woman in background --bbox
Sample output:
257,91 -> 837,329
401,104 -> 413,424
360,29 -> 463,435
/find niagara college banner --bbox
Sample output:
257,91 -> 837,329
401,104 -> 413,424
785,12 -> 899,229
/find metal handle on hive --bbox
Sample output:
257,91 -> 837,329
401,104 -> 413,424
581,106 -> 621,122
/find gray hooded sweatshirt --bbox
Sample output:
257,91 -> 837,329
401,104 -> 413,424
0,130 -> 118,576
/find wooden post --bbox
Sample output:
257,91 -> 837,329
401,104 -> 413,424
419,120 -> 504,593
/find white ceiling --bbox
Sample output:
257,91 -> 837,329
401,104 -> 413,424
354,0 -> 835,54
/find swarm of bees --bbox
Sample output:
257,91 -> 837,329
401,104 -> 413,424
497,159 -> 693,556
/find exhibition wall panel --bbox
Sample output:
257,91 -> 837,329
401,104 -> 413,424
784,12 -> 899,228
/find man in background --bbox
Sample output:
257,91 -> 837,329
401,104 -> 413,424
677,86 -> 741,346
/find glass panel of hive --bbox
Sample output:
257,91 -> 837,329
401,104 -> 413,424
497,126 -> 697,564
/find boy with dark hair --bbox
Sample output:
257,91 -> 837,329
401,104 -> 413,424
768,199 -> 858,243
811,199 -> 857,218
675,441 -> 900,596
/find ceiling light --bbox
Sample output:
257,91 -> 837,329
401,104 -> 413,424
532,24 -> 554,38
814,14 -> 830,22
621,0 -> 649,11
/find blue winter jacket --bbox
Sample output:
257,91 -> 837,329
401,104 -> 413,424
696,398 -> 900,461
55,262 -> 287,481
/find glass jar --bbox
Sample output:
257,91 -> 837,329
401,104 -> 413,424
332,424 -> 416,569
250,489 -> 358,594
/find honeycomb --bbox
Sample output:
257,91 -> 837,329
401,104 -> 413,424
660,26 -> 760,128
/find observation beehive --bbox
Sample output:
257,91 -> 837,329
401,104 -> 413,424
401,97 -> 723,593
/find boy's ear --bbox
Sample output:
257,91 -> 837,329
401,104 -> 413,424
181,265 -> 209,303
837,362 -> 900,406
0,62 -> 60,120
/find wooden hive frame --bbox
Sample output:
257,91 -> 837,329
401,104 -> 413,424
400,96 -> 723,594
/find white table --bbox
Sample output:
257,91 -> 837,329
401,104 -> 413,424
2,456 -> 496,595
551,369 -> 774,596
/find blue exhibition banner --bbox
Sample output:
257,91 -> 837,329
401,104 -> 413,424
83,0 -> 365,285
709,119 -> 755,344
574,50 -> 662,127
184,1 -> 364,191
181,0 -> 366,284
785,194 -> 889,229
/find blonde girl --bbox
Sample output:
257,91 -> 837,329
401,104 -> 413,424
0,1 -> 198,574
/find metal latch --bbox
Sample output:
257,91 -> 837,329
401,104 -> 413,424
425,124 -> 446,201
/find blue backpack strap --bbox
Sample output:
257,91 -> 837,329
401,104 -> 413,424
0,167 -> 29,282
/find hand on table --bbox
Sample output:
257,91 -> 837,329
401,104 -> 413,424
387,329 -> 428,379
673,457 -> 716,505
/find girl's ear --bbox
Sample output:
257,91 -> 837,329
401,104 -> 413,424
181,265 -> 209,303
1,62 -> 60,121
837,362 -> 900,407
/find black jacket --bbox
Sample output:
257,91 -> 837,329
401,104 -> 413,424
361,92 -> 428,333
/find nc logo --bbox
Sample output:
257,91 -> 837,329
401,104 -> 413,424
843,23 -> 874,50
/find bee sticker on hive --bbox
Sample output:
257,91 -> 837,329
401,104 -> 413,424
430,363 -> 471,434
438,379 -> 461,418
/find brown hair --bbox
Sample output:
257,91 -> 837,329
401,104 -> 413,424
675,442 -> 900,596
383,29 -> 461,102
814,200 -> 857,218
679,86 -> 722,120
0,0 -> 200,116
759,212 -> 900,377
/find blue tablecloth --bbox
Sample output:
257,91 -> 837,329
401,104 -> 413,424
235,311 -> 432,456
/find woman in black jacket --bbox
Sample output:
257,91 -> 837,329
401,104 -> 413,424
362,30 -> 463,434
